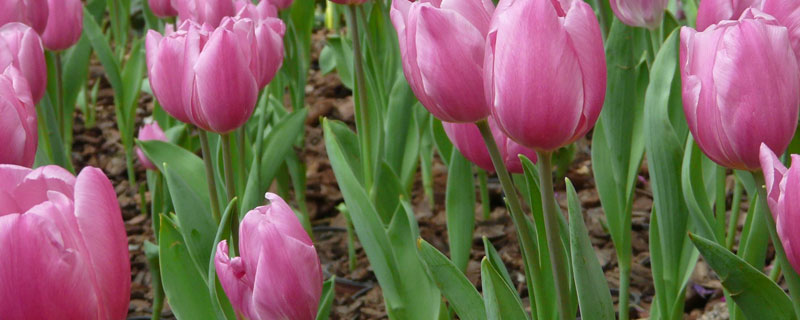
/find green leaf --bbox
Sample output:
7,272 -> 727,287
324,35 -> 354,89
383,78 -> 417,173
566,179 -> 615,320
83,7 -> 123,104
481,258 -> 528,320
373,162 -> 406,225
681,138 -> 719,242
207,198 -> 239,320
138,140 -> 217,275
445,149 -> 476,272
60,35 -> 92,145
482,237 -> 513,289
316,277 -> 336,320
418,239 -> 486,320
159,214 -> 219,320
690,233 -> 795,319
431,118 -> 454,167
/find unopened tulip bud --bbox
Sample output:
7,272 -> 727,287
610,0 -> 669,29
486,0 -> 606,151
136,122 -> 168,170
0,165 -> 131,319
41,0 -> 83,51
0,23 -> 47,104
681,9 -> 800,170
0,66 -> 37,167
149,0 -> 178,18
215,193 -> 323,320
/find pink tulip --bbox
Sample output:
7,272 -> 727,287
0,165 -> 130,319
760,144 -> 800,273
390,0 -> 494,123
0,23 -> 46,104
136,122 -> 168,170
0,66 -> 37,167
696,0 -> 760,31
610,0 -> 669,28
0,0 -> 48,33
40,0 -> 83,51
762,0 -> 800,62
235,0 -> 279,19
235,0 -> 286,88
149,0 -> 178,18
681,9 -> 800,171
215,193 -> 323,320
486,0 -> 606,152
147,17 -> 279,133
442,117 -> 537,174
176,0 -> 236,27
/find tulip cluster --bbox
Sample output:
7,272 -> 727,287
0,165 -> 130,319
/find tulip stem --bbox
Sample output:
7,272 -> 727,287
54,51 -> 65,140
755,172 -> 800,315
715,165 -> 727,241
475,120 -> 558,319
536,151 -> 573,320
198,130 -> 222,224
348,4 -> 373,190
726,177 -> 743,250
221,133 -> 240,254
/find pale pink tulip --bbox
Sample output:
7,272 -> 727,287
762,0 -> 800,62
235,0 -> 278,18
0,165 -> 130,320
0,23 -> 46,104
175,0 -> 236,27
442,117 -> 537,174
215,193 -> 323,320
760,144 -> 800,273
149,0 -> 178,18
0,66 -> 37,167
486,0 -> 606,152
40,0 -> 83,51
136,122 -> 168,170
681,9 -> 800,170
235,0 -> 286,88
610,0 -> 669,28
391,0 -> 494,123
0,0 -> 48,33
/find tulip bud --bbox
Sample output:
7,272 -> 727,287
0,66 -> 37,167
0,23 -> 47,104
391,0 -> 494,123
0,165 -> 131,319
215,193 -> 323,320
136,122 -> 168,170
760,144 -> 800,274
486,0 -> 606,152
40,0 -> 83,51
610,0 -> 669,29
149,0 -> 178,18
442,117 -> 537,174
0,0 -> 48,33
235,0 -> 286,88
175,0 -> 236,27
681,9 -> 800,170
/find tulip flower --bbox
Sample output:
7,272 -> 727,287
696,0 -> 760,31
486,0 -> 606,152
147,16 -> 281,133
390,0 -> 494,123
0,23 -> 47,104
40,0 -> 83,51
0,66 -> 37,167
136,122 -> 168,170
149,0 -> 178,18
236,0 -> 279,19
680,9 -> 800,171
0,165 -> 130,319
443,117 -> 537,173
762,0 -> 800,61
760,144 -> 800,273
235,0 -> 286,88
175,0 -> 236,27
0,0 -> 48,33
610,0 -> 669,29
215,193 -> 323,320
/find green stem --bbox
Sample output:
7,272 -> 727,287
478,168 -> 491,220
237,127 -> 247,194
347,4 -> 373,190
475,120 -> 560,319
755,172 -> 800,315
726,178 -> 743,250
715,165 -> 727,241
54,51 -> 65,139
769,261 -> 782,283
198,130 -> 222,223
619,264 -> 631,320
536,151 -> 573,320
221,133 -> 240,253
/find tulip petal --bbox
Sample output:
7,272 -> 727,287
147,30 -> 193,124
215,241 -> 260,320
778,154 -> 800,272
41,0 -> 83,51
760,143 -> 787,217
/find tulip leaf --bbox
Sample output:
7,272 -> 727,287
690,233 -> 795,319
158,214 -> 220,320
324,35 -> 354,89
316,276 -> 336,320
482,237 -> 513,290
137,140 -> 217,275
431,118 -> 454,167
83,7 -> 123,107
208,198 -> 239,320
373,162 -> 406,225
481,258 -> 528,320
418,239 -> 487,320
60,35 -> 92,146
681,138 -> 719,242
566,179 -> 615,320
445,149 -> 476,272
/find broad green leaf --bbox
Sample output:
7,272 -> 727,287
482,237 -> 513,289
324,35 -> 354,89
418,239 -> 486,320
445,149 -> 476,272
383,78 -> 416,173
35,93 -> 74,172
691,234 -> 795,319
481,258 -> 528,320
431,118 -> 453,167
207,199 -> 239,320
681,138 -> 719,242
566,179 -> 615,320
61,35 -> 92,146
159,215 -> 219,320
316,277 -> 336,320
373,162 -> 407,225
83,7 -> 123,104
